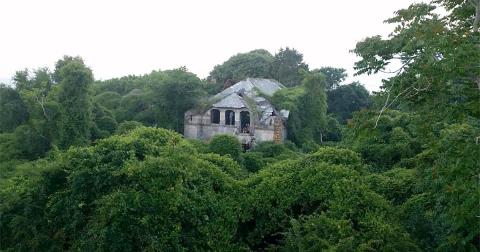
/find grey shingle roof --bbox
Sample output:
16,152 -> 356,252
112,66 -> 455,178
213,78 -> 285,100
212,93 -> 248,109
205,78 -> 289,125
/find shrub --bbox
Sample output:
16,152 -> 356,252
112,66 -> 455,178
208,135 -> 242,162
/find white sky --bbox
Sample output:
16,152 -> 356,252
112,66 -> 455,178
0,0 -> 421,91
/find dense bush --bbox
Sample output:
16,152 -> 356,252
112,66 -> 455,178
1,129 -> 428,251
208,134 -> 242,162
0,127 -> 247,251
239,147 -> 418,250
343,110 -> 421,171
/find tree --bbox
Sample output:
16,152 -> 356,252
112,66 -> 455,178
271,86 -> 304,144
0,127 -> 246,251
270,73 -> 328,145
312,67 -> 347,90
353,2 -> 480,123
56,57 -> 94,148
415,123 -> 480,250
343,110 -> 420,171
271,47 -> 309,87
53,55 -> 85,83
300,72 -> 328,143
208,134 -> 242,162
115,121 -> 144,135
150,68 -> 204,132
241,147 -> 419,250
90,103 -> 118,139
208,49 -> 274,85
0,85 -> 28,133
12,124 -> 51,160
327,81 -> 371,122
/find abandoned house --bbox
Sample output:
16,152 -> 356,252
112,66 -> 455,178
184,78 -> 289,148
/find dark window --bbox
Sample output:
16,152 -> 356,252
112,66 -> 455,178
211,109 -> 220,124
240,111 -> 250,133
225,110 -> 235,125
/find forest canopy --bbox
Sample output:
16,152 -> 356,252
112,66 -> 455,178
0,0 -> 479,251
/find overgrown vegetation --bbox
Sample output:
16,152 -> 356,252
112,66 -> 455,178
0,0 -> 479,250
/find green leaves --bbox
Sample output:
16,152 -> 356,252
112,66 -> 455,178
56,57 -> 94,149
0,85 -> 28,133
209,49 -> 274,85
240,147 -> 417,250
271,47 -> 309,87
1,127 -> 426,251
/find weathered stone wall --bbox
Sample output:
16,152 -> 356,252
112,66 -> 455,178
184,108 -> 286,144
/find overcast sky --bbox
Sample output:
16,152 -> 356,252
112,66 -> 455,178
0,0 -> 420,91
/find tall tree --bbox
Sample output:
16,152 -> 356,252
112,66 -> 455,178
352,1 -> 480,250
312,67 -> 347,90
56,57 -> 94,148
353,2 -> 479,123
53,55 -> 85,83
208,49 -> 274,86
271,47 -> 309,87
151,68 -> 204,132
300,72 -> 328,143
327,81 -> 371,122
0,84 -> 28,133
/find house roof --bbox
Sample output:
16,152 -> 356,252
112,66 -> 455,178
213,78 -> 285,100
212,93 -> 248,109
210,78 -> 289,123
185,78 -> 289,125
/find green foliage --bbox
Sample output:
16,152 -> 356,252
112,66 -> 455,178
0,85 -> 28,133
271,47 -> 309,87
299,72 -> 328,143
399,193 -> 436,251
13,124 -> 51,160
415,123 -> 480,250
311,67 -> 347,90
344,110 -> 421,171
91,102 -> 118,139
1,17 -> 477,250
247,141 -> 301,168
0,133 -> 20,163
271,86 -> 304,143
241,152 -> 265,173
324,115 -> 342,141
56,58 -> 94,149
0,127 -> 249,251
209,49 -> 274,85
94,68 -> 204,133
353,2 -> 480,121
94,91 -> 122,111
198,153 -> 248,179
115,120 -> 144,135
208,134 -> 242,162
271,72 -> 328,145
327,82 -> 372,123
283,212 -> 420,252
240,147 -> 418,250
150,68 -> 204,132
365,168 -> 418,205
116,88 -> 155,125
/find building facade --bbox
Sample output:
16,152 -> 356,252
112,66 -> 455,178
184,78 -> 289,148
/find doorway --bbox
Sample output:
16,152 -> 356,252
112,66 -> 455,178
240,111 -> 250,133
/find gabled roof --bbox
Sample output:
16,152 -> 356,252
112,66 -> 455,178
212,93 -> 248,109
202,78 -> 289,125
213,78 -> 285,100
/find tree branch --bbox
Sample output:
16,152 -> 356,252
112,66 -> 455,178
472,0 -> 480,32
35,95 -> 48,120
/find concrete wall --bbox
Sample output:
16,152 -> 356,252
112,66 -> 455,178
254,128 -> 275,142
184,107 -> 286,144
